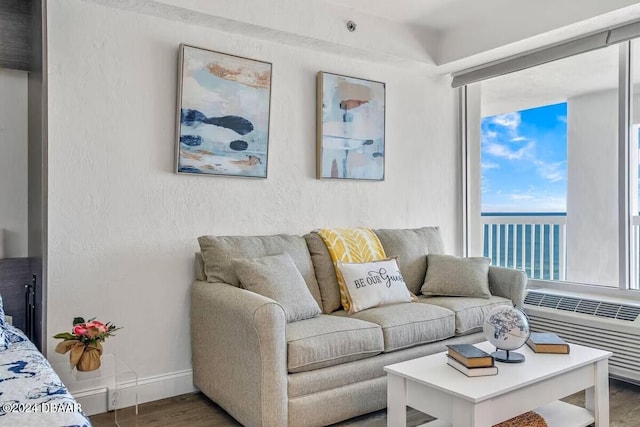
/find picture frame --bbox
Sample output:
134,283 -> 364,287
175,44 -> 272,178
316,71 -> 385,181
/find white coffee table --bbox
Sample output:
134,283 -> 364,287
384,341 -> 611,427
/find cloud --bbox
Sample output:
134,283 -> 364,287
491,112 -> 521,131
557,115 -> 567,123
485,111 -> 524,141
535,160 -> 565,183
485,130 -> 497,139
481,162 -> 500,169
483,141 -> 534,161
480,108 -> 568,212
510,194 -> 534,200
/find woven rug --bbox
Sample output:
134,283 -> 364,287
492,411 -> 548,427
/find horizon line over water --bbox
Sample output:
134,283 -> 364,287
481,212 -> 566,216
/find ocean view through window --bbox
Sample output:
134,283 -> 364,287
481,103 -> 567,280
481,213 -> 565,280
468,41 -> 637,290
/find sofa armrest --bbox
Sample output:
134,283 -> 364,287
488,266 -> 527,308
191,281 -> 288,427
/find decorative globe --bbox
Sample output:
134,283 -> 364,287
483,305 -> 530,363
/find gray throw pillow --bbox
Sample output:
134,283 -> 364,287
421,254 -> 492,299
233,253 -> 321,322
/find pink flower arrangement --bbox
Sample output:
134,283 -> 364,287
54,317 -> 121,346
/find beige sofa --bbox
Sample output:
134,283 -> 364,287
191,227 -> 527,427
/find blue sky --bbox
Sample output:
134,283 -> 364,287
481,102 -> 567,213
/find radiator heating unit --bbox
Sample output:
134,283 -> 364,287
524,289 -> 640,384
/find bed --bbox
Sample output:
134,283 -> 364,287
0,299 -> 91,426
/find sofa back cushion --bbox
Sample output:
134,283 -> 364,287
373,227 -> 446,295
233,253 -> 321,322
195,252 -> 206,281
315,227 -> 387,312
198,234 -> 323,307
304,233 -> 342,314
305,227 -> 446,313
421,254 -> 491,299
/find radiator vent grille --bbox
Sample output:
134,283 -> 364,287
524,291 -> 640,322
527,315 -> 640,381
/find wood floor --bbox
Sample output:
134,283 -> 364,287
90,378 -> 640,426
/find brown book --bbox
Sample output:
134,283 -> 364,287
446,344 -> 494,368
526,332 -> 570,354
446,355 -> 499,377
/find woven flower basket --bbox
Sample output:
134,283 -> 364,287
55,340 -> 104,372
75,343 -> 103,371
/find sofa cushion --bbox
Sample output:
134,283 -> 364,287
336,258 -> 415,314
421,254 -> 492,299
286,315 -> 383,373
304,233 -> 342,314
233,253 -> 321,323
198,234 -> 323,307
373,227 -> 446,295
194,252 -> 206,281
315,228 -> 387,312
333,303 -> 455,352
418,295 -> 512,335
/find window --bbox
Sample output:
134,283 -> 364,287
464,42 -> 634,289
632,38 -> 640,289
481,103 -> 567,280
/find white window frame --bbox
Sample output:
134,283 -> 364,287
461,40 -> 638,296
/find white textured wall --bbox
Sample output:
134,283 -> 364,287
566,90 -> 618,286
148,0 -> 438,64
0,69 -> 28,258
46,0 -> 459,381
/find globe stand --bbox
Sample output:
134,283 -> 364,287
492,349 -> 525,363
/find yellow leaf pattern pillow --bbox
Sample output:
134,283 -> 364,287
316,228 -> 387,311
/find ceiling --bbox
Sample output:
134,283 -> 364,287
95,0 -> 640,73
481,38 -> 640,117
324,0 -> 468,30
481,45 -> 618,117
336,0 -> 637,116
326,0 -> 640,33
91,0 -> 640,123
325,0 -> 640,70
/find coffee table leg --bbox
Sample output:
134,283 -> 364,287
585,359 -> 609,426
387,374 -> 407,427
452,398 -> 474,427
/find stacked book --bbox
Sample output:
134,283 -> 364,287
526,332 -> 570,354
446,344 -> 497,377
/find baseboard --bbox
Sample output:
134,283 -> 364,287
75,369 -> 197,416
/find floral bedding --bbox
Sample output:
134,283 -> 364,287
0,325 -> 91,426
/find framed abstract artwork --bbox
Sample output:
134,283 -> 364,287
316,72 -> 385,180
175,44 -> 272,178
